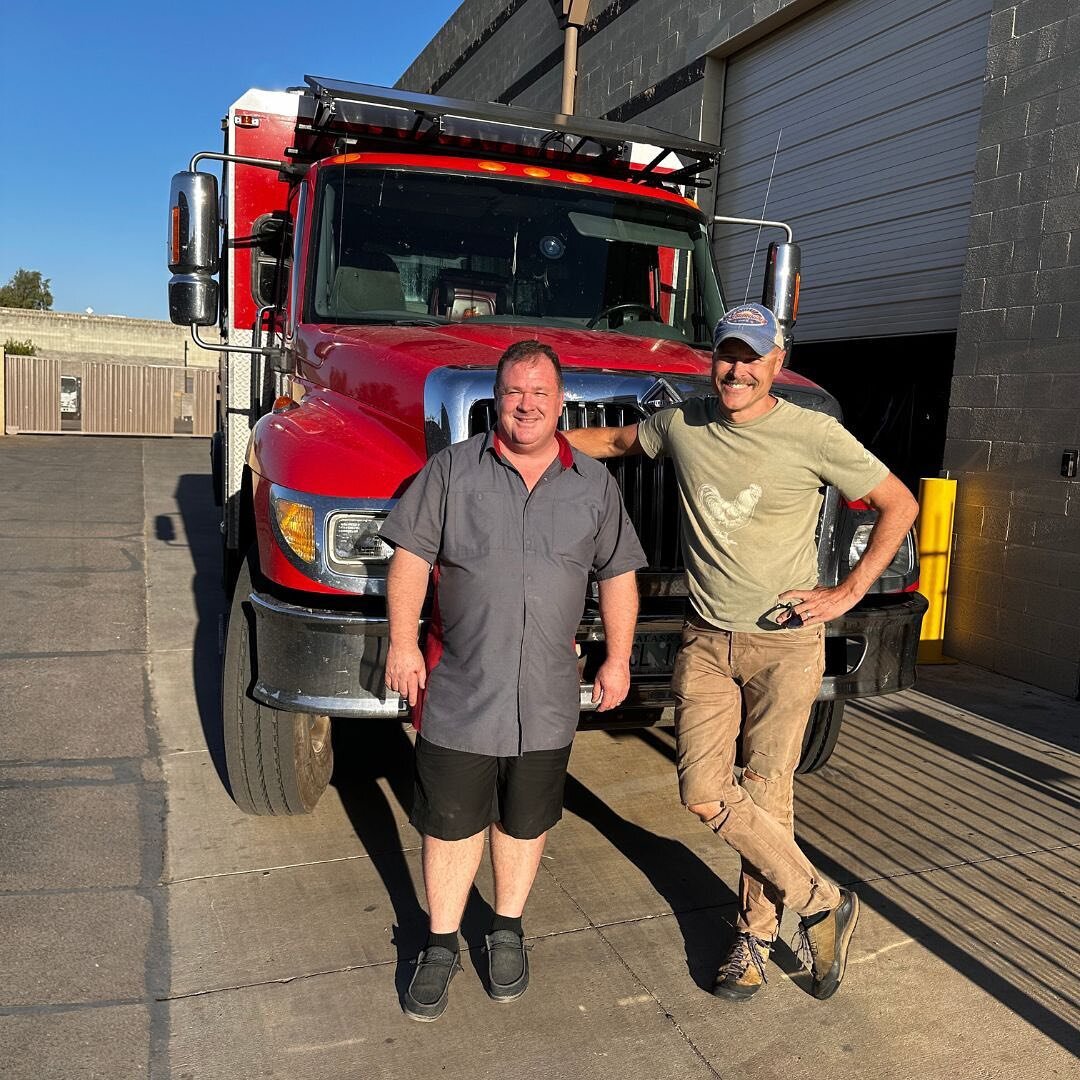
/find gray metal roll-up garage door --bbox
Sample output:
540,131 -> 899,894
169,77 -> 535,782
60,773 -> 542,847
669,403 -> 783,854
713,0 -> 992,341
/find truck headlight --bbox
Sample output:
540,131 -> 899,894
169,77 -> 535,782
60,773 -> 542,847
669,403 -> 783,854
848,524 -> 916,588
848,524 -> 873,567
271,492 -> 316,563
328,512 -> 393,567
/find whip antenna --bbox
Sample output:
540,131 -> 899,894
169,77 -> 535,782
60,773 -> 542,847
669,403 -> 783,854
743,129 -> 783,304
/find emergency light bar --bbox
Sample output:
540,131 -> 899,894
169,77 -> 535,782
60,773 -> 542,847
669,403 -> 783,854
298,75 -> 721,188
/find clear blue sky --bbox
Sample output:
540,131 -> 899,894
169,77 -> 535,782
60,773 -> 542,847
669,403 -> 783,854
0,1 -> 460,320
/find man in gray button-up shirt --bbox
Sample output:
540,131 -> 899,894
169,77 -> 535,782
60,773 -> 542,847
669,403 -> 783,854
381,341 -> 645,1020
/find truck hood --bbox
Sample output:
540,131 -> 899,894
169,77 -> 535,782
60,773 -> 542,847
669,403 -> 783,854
299,319 -> 824,425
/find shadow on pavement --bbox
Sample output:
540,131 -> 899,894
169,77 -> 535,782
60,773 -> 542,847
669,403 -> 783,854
173,472 -> 229,787
803,697 -> 1080,1055
329,721 -> 496,1002
563,740 -> 739,992
915,665 -> 1080,754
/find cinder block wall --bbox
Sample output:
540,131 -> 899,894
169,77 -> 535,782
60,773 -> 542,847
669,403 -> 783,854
943,0 -> 1080,696
398,0 -> 818,132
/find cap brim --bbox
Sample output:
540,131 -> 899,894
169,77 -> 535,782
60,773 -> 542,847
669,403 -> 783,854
713,329 -> 774,356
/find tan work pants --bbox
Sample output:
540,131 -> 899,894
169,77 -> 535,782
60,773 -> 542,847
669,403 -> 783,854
671,620 -> 841,939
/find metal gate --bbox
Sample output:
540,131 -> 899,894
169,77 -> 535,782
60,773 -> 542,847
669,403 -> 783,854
4,355 -> 217,436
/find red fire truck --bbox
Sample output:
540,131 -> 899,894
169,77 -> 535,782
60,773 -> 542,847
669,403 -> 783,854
167,77 -> 926,815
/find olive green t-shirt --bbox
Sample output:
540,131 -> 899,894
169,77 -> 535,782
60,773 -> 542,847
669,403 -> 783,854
638,396 -> 889,632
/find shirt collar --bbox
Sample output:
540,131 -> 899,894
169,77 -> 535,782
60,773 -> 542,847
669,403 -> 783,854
484,429 -> 582,474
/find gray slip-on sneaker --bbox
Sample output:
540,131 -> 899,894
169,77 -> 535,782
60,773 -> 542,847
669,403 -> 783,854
403,946 -> 461,1021
484,929 -> 529,1002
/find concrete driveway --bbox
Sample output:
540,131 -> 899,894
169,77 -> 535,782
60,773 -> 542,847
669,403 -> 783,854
1,436 -> 1078,1079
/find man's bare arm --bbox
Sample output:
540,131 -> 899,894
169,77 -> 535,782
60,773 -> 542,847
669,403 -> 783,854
841,472 -> 920,598
779,472 -> 919,625
593,570 -> 639,711
385,547 -> 432,706
563,424 -> 643,459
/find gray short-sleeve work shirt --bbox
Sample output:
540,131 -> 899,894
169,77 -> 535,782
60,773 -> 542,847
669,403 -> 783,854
381,431 -> 646,757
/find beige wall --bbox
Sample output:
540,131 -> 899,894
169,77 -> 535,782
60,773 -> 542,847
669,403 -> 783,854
0,308 -> 217,367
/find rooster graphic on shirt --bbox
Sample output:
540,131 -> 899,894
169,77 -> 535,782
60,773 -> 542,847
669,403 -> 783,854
699,482 -> 762,544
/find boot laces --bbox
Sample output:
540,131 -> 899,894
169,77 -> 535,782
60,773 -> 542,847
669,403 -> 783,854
794,924 -> 817,970
724,932 -> 768,984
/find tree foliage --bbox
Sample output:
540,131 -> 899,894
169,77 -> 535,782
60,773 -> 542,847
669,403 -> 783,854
0,268 -> 53,310
3,338 -> 37,355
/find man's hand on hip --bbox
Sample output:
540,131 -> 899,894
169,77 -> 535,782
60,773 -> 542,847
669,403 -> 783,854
777,583 -> 860,627
385,642 -> 427,706
592,656 -> 630,712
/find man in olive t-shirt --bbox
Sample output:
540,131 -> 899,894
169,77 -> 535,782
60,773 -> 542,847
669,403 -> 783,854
565,303 -> 918,1003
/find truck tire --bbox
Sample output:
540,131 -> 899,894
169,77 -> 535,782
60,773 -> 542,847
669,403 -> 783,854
796,701 -> 845,775
221,554 -> 334,814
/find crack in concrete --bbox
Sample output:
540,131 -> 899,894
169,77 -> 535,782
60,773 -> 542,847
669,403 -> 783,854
161,847 -> 423,885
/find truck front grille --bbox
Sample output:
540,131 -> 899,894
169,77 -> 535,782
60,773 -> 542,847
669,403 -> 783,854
467,400 -> 684,571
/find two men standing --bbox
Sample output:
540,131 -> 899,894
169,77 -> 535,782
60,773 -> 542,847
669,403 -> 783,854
383,309 -> 917,1018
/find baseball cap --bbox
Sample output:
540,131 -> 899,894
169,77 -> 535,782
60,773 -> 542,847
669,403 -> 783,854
713,303 -> 785,355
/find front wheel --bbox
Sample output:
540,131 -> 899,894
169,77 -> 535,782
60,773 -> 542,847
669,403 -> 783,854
221,553 -> 334,814
796,700 -> 845,774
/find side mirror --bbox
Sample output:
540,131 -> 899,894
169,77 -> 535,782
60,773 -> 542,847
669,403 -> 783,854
168,171 -> 219,326
168,171 -> 218,274
762,241 -> 801,350
169,275 -> 219,326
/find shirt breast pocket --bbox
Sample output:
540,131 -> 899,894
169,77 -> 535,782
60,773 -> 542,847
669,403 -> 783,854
444,491 -> 513,558
554,500 -> 598,567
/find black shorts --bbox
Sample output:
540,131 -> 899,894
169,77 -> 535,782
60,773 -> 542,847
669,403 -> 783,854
410,736 -> 573,841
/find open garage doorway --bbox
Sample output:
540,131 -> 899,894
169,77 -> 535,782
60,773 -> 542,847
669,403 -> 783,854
790,333 -> 955,493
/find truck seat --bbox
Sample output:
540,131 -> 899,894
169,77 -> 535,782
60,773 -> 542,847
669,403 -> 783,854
329,253 -> 405,314
429,270 -> 510,321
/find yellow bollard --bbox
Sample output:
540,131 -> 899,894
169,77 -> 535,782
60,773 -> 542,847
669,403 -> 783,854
916,476 -> 957,664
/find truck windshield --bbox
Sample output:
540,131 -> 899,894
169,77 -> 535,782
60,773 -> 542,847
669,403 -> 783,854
309,165 -> 725,346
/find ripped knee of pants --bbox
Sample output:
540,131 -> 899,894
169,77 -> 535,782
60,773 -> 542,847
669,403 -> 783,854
742,764 -> 792,792
742,766 -> 771,785
687,801 -> 727,830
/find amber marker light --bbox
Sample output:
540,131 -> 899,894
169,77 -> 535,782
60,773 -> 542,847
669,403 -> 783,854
170,206 -> 181,265
272,394 -> 296,413
565,172 -> 593,184
524,167 -> 551,178
274,498 -> 316,563
478,161 -> 507,172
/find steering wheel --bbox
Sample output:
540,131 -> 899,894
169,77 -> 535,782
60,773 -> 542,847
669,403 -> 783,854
585,303 -> 662,330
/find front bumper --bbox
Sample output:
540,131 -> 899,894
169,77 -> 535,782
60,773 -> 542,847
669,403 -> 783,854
819,592 -> 928,700
247,589 -> 927,718
248,591 -> 404,717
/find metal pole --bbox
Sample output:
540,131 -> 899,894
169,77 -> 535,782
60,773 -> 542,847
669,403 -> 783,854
557,0 -> 588,115
561,25 -> 579,115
